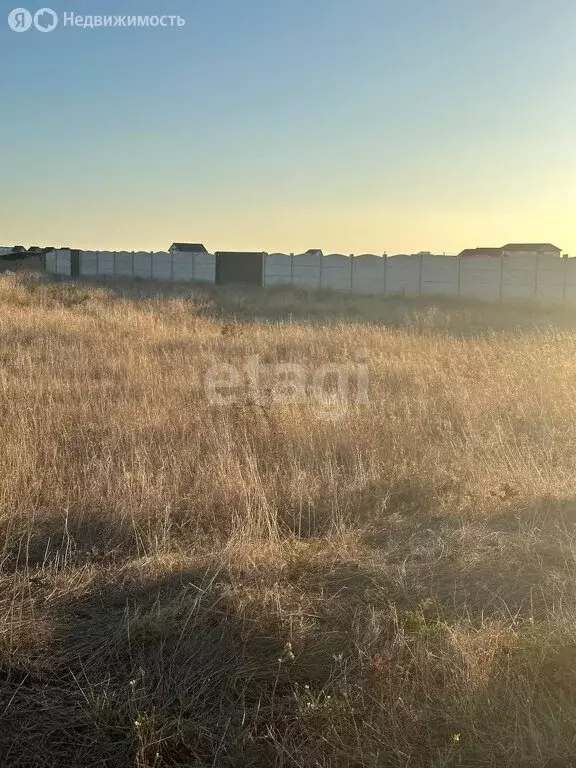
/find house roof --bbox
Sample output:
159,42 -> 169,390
502,243 -> 561,252
305,248 -> 323,255
459,247 -> 502,257
169,243 -> 208,253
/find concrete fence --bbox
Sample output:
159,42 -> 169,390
45,249 -> 576,303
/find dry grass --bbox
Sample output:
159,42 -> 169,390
3,272 -> 576,766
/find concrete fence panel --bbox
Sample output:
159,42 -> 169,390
172,252 -> 195,281
45,250 -> 57,274
501,254 -> 538,300
55,249 -> 71,275
459,255 -> 501,301
133,252 -> 153,279
292,252 -> 322,288
80,251 -> 98,276
385,255 -> 421,295
46,249 -> 71,275
192,252 -> 216,283
264,253 -> 292,286
115,251 -> 134,277
420,254 -> 459,295
536,254 -> 565,301
564,259 -> 576,303
351,255 -> 385,293
151,252 -> 172,281
97,251 -> 115,276
59,251 -> 72,276
320,254 -> 352,290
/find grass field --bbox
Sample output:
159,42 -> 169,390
3,272 -> 576,767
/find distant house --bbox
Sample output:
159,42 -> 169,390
1,245 -> 56,257
1,245 -> 28,260
459,247 -> 503,258
459,243 -> 562,258
409,251 -> 456,257
502,243 -> 561,257
305,248 -> 323,255
168,242 -> 208,254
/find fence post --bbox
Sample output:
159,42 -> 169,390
319,251 -> 323,289
383,253 -> 387,295
132,251 -> 135,278
290,253 -> 294,286
457,255 -> 461,297
113,251 -> 117,277
563,255 -> 568,304
534,253 -> 539,299
499,252 -> 504,301
96,251 -> 100,276
350,254 -> 354,293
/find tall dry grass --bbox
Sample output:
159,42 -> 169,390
2,273 -> 576,766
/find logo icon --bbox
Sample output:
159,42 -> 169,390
33,7 -> 57,31
7,8 -> 33,31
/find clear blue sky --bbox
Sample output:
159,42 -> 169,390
1,0 -> 575,254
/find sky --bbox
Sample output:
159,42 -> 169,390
1,0 -> 575,255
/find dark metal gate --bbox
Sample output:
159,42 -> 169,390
215,252 -> 264,286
